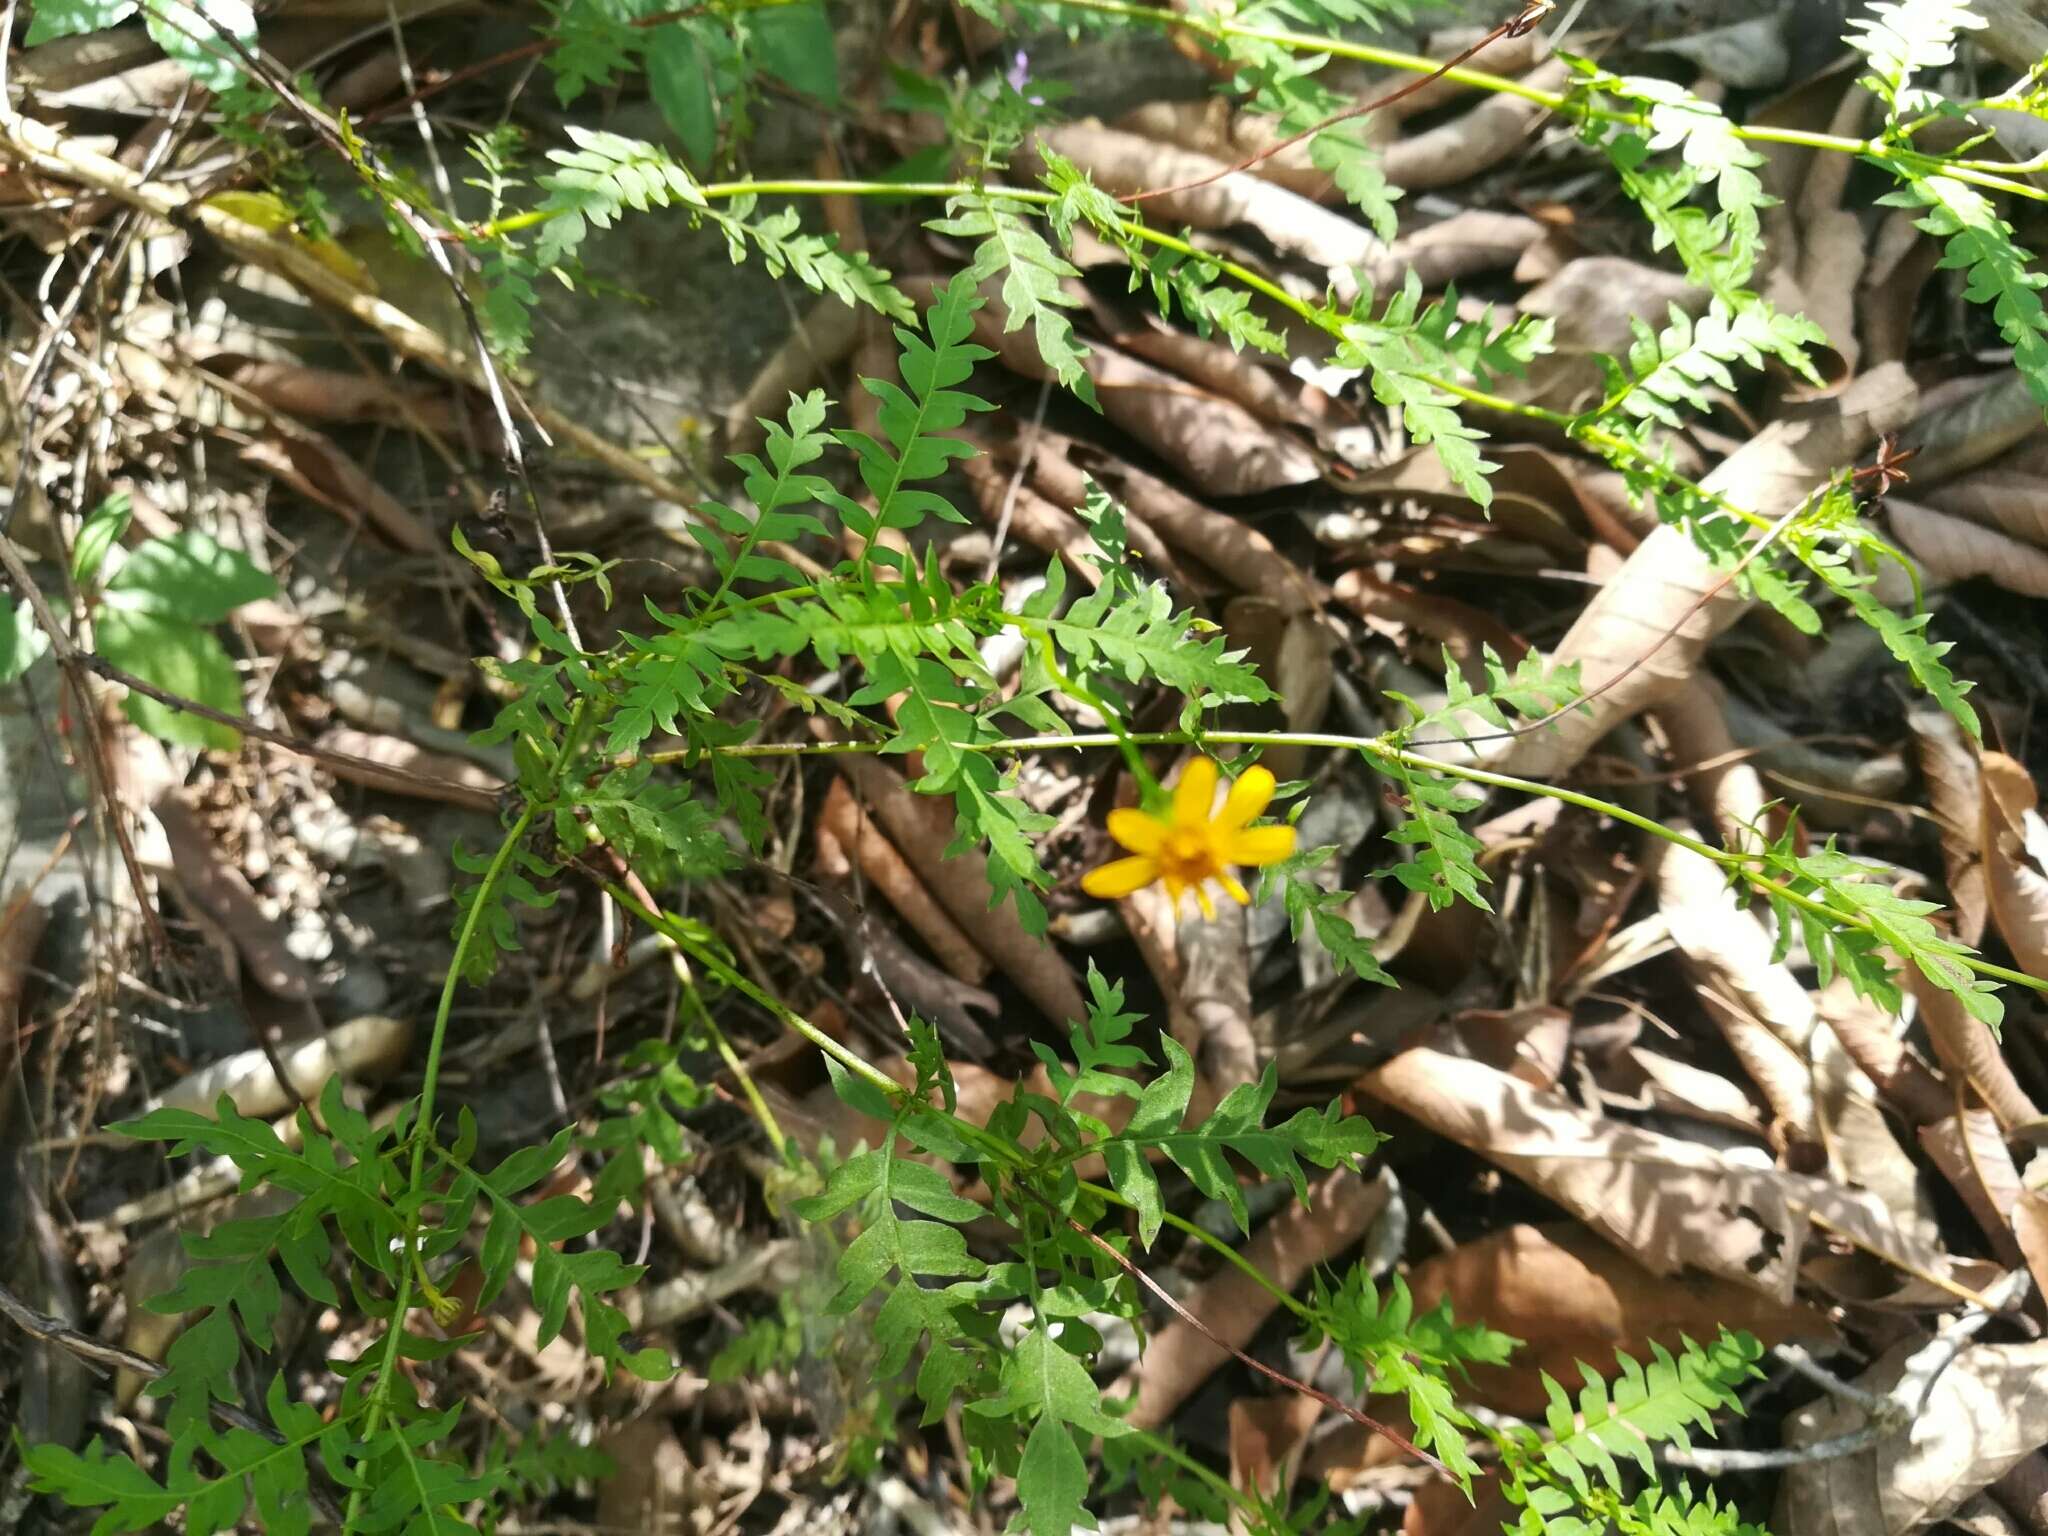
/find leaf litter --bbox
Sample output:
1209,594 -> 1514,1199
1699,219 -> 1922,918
8,5 -> 2048,1536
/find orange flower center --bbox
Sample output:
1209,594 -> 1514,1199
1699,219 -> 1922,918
1161,827 -> 1218,881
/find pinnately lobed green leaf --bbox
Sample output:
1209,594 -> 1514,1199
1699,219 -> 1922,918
927,191 -> 1095,404
1883,172 -> 2048,413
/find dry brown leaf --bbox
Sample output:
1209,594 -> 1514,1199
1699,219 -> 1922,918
238,434 -> 439,556
1334,569 -> 1531,676
1811,1019 -> 1944,1252
0,890 -> 48,1171
1452,1005 -> 1570,1090
1778,1338 -> 2048,1536
1929,469 -> 2048,549
1374,209 -> 1548,291
817,778 -> 989,985
1615,1048 -> 1766,1136
1887,499 -> 2048,597
1359,1047 -> 1959,1304
1969,0 -> 2048,72
1718,689 -> 1912,811
1440,364 -> 1917,781
1909,967 -> 2039,1130
152,790 -> 317,1004
1815,977 -> 1953,1127
801,863 -> 997,1058
1112,97 -> 1329,195
1859,207 -> 1942,370
963,300 -> 1321,497
1918,1108 -> 2026,1265
1028,432 -> 1323,611
1694,988 -> 1822,1162
1116,1169 -> 1392,1430
1654,678 -> 1769,853
2013,1191 -> 2048,1305
1909,372 -> 2047,487
1909,701 -> 1990,946
1229,1394 -> 1323,1504
1220,596 -> 1335,783
1180,895 -> 1258,1090
1758,78 -> 1869,384
1120,877 -> 1196,1049
1379,59 -> 1569,191
832,750 -> 1088,1028
1106,323 -> 1324,433
1650,836 -> 1820,1153
1981,752 -> 2048,982
594,1416 -> 702,1535
1646,14 -> 1789,87
1405,1223 -> 1837,1417
1511,258 -> 1706,417
1030,122 -> 1383,301
1988,1457 -> 2048,1536
1341,442 -> 1592,560
957,451 -> 1105,585
199,356 -> 468,436
1400,1476 -> 1512,1536
1114,27 -> 1552,201
312,727 -> 504,810
152,1014 -> 412,1118
722,295 -> 863,452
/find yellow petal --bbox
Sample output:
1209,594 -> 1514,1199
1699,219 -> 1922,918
1219,873 -> 1251,905
1221,825 -> 1296,867
1172,757 -> 1219,827
1194,882 -> 1216,920
1082,855 -> 1160,899
1106,807 -> 1167,856
1216,765 -> 1277,831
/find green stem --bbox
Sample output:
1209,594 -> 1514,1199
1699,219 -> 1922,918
1011,615 -> 1161,801
1107,218 -> 1774,534
605,881 -> 910,1101
1034,0 -> 2047,203
1080,1178 -> 1313,1319
342,803 -> 535,1533
672,949 -> 789,1159
1127,1425 -> 1263,1518
651,725 -> 2046,996
344,692 -> 600,1534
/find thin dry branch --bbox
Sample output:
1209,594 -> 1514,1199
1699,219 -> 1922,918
0,109 -> 705,520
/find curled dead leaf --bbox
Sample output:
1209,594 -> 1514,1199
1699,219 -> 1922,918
1030,122 -> 1383,301
1116,1168 -> 1393,1430
817,777 -> 989,986
1436,364 -> 1917,781
152,1014 -> 413,1119
1980,752 -> 2048,982
1654,678 -> 1768,853
831,748 -> 1087,1028
151,790 -> 318,1005
1028,432 -> 1322,610
1928,467 -> 2048,550
964,298 -> 1322,496
1778,1335 -> 2048,1536
1887,499 -> 2048,598
1360,1046 -> 1960,1304
1917,1108 -> 2026,1266
1908,966 -> 2038,1131
1651,835 -> 1820,1156
723,295 -> 865,453
1909,702 -> 1990,946
1406,1223 -> 1836,1417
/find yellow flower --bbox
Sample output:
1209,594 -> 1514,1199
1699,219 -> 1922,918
1081,757 -> 1296,918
